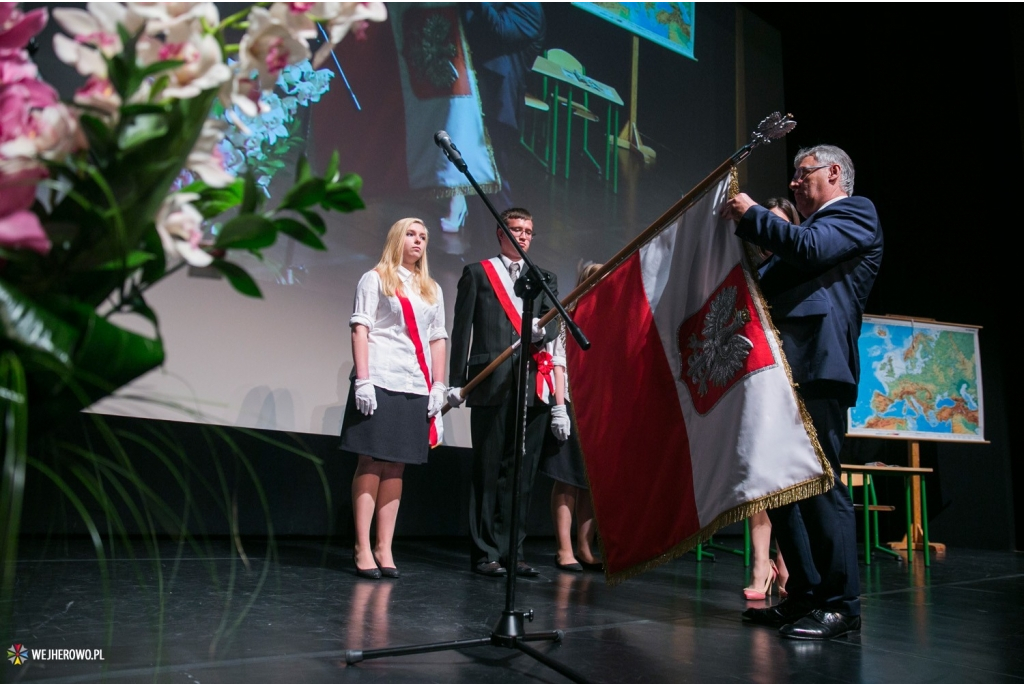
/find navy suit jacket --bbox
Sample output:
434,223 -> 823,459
462,3 -> 546,131
735,196 -> 883,406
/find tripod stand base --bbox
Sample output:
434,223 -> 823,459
344,615 -> 583,682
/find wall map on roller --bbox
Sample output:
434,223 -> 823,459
847,315 -> 985,442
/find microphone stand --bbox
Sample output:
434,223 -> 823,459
344,139 -> 589,683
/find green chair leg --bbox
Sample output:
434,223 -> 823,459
863,474 -> 872,565
744,518 -> 751,568
905,475 -> 914,566
922,478 -> 930,567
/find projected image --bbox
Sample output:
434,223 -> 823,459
90,2 -> 785,438
573,2 -> 696,61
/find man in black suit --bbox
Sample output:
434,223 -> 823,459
723,144 -> 883,639
447,207 -> 558,577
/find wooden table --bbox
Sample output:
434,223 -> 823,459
530,55 -> 624,192
840,463 -> 933,567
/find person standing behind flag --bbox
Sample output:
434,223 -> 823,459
723,145 -> 883,639
340,218 -> 448,580
542,262 -> 604,573
447,207 -> 559,578
742,198 -> 797,601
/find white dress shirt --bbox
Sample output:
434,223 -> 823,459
349,266 -> 447,395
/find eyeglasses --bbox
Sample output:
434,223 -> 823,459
791,164 -> 830,182
508,225 -> 534,238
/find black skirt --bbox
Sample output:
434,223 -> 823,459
339,383 -> 431,465
539,404 -> 588,490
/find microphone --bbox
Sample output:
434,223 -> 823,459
434,130 -> 468,173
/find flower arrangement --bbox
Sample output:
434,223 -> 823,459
0,0 -> 386,617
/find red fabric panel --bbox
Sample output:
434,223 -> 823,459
567,254 -> 700,576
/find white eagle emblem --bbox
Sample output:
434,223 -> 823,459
685,286 -> 753,396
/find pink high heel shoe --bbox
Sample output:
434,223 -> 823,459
743,560 -> 778,600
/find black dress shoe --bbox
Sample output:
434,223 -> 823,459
779,610 -> 861,640
473,561 -> 507,577
373,555 -> 400,579
742,599 -> 812,627
556,560 -> 583,572
515,561 -> 540,577
580,560 -> 604,572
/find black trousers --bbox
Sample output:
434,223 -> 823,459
766,391 -> 861,616
468,389 -> 550,565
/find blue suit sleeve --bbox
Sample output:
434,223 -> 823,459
735,199 -> 880,271
473,2 -> 545,45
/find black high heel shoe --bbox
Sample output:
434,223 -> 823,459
353,553 -> 381,580
374,555 -> 400,579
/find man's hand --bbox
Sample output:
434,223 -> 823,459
721,192 -> 758,222
354,379 -> 377,416
550,404 -> 570,441
447,386 -> 466,408
428,381 -> 447,417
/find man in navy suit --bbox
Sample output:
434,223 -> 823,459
462,3 -> 546,212
723,144 -> 883,640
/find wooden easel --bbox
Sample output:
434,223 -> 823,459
615,36 -> 656,163
887,440 -> 946,557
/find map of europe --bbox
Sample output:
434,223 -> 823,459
575,2 -> 695,60
848,316 -> 984,441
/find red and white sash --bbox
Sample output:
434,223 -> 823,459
480,258 -> 554,402
395,287 -> 440,447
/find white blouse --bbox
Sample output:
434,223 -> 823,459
349,266 -> 447,395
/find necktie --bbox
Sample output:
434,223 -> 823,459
509,262 -> 520,281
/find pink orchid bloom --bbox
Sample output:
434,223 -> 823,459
0,209 -> 51,256
0,5 -> 48,52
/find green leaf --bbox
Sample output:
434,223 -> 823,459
295,155 -> 312,184
211,260 -> 263,298
118,113 -> 169,152
214,214 -> 277,250
333,172 -> 363,193
94,251 -> 155,271
139,224 -> 167,287
279,178 -> 326,211
274,218 -> 326,251
240,171 -> 262,215
0,279 -> 78,368
120,103 -> 170,117
79,114 -> 113,158
322,188 -> 365,212
299,209 -> 326,236
325,150 -> 340,183
138,58 -> 186,80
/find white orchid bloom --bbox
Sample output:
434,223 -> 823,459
237,7 -> 311,91
0,103 -> 87,167
51,3 -> 146,77
309,2 -> 387,68
269,3 -> 319,42
155,192 -> 213,267
132,2 -> 220,41
137,31 -> 231,100
186,119 -> 234,188
74,76 -> 122,124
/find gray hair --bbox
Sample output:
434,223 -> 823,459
795,144 -> 855,195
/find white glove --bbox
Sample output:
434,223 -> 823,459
354,378 -> 376,416
428,381 -> 446,417
550,404 -> 571,441
531,317 -> 545,343
447,386 -> 465,408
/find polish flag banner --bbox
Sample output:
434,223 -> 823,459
566,174 -> 833,583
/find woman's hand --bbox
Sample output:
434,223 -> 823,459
428,381 -> 447,417
354,379 -> 377,415
550,404 -> 570,441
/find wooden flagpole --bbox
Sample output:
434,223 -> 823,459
440,113 -> 797,415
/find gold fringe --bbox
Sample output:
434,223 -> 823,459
604,474 -> 833,586
421,183 -> 502,201
728,165 -> 740,199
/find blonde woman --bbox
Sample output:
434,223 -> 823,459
340,218 -> 448,579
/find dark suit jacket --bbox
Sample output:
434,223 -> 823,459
462,3 -> 546,131
449,260 -> 559,407
735,196 -> 883,406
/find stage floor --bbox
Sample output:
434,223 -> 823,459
5,537 -> 1024,683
